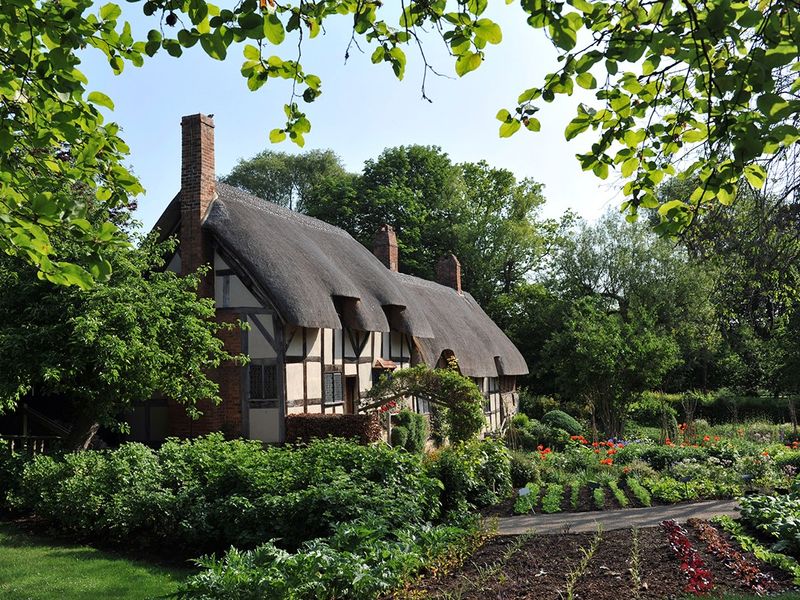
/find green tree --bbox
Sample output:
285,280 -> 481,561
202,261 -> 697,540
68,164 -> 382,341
0,219 -> 242,449
8,0 -> 798,281
221,149 -> 347,211
542,297 -> 679,436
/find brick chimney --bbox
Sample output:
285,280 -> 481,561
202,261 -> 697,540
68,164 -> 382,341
436,254 -> 462,294
180,113 -> 216,296
373,224 -> 399,272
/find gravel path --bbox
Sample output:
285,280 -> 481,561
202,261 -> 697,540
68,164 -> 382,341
494,499 -> 740,535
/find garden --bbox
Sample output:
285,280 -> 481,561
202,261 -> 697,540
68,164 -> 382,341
5,384 -> 800,599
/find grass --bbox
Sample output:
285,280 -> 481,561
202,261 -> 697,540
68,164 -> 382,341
0,521 -> 189,600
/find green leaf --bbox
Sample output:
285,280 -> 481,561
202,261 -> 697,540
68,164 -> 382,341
525,117 -> 541,132
499,119 -> 521,138
269,129 -> 286,143
264,13 -> 285,45
455,52 -> 482,77
621,157 -> 638,177
565,117 -> 590,141
243,45 -> 260,60
99,3 -> 122,21
496,109 -> 511,121
474,19 -> 502,44
743,164 -> 766,189
576,72 -> 596,89
87,91 -> 114,110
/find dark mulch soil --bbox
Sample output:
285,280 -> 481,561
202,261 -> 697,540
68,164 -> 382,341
397,525 -> 798,599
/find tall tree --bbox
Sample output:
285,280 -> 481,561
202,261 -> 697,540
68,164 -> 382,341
0,214 -> 242,449
221,149 -> 347,211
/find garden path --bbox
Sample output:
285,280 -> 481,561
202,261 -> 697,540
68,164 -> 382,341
494,499 -> 739,535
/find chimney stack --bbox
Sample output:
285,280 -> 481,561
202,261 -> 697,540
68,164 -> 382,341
373,224 -> 399,272
436,254 -> 462,294
180,113 -> 216,294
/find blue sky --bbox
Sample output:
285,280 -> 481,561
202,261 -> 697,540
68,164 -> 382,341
82,3 -> 619,231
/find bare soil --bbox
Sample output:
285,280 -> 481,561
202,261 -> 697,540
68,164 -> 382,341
396,524 -> 798,599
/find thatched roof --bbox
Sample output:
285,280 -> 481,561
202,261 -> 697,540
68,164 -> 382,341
156,182 -> 528,377
395,273 -> 528,377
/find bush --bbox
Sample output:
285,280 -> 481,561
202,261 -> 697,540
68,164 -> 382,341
11,435 -> 443,554
285,413 -> 382,445
425,438 -> 512,512
616,443 -> 708,470
509,451 -> 540,488
628,393 -> 678,427
541,410 -> 583,436
518,391 -> 559,419
392,409 -> 429,453
0,441 -> 30,511
391,426 -> 409,449
506,415 -> 570,451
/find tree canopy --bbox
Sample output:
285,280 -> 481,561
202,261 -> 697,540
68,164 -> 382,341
4,0 -> 799,283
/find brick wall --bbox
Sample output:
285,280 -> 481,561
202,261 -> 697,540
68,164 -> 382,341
372,224 -> 399,272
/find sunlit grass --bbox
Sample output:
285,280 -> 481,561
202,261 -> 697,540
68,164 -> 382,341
0,521 -> 189,600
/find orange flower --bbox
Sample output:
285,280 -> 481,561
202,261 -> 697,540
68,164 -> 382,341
599,458 -> 614,466
762,450 -> 770,456
594,449 -> 600,454
714,436 -> 720,442
703,435 -> 711,442
537,444 -> 544,451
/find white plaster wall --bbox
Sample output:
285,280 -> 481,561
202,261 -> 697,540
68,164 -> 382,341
248,315 -> 276,359
286,363 -> 304,401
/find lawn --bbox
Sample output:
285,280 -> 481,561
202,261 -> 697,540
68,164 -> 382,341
0,521 -> 188,600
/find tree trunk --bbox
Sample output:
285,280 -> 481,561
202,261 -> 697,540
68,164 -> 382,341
65,411 -> 101,451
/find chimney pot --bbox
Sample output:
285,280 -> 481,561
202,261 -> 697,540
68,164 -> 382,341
436,254 -> 462,293
373,224 -> 399,272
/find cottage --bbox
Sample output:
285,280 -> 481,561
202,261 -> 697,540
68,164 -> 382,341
129,114 -> 528,443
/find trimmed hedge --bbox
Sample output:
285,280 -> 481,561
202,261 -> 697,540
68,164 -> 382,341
285,413 -> 382,445
541,410 -> 583,435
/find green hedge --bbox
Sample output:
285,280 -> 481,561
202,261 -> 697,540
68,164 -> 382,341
8,435 -> 442,554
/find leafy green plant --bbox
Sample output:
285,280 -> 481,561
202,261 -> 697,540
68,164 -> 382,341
393,409 -> 429,454
608,480 -> 629,508
541,483 -> 564,514
513,483 -> 541,515
509,451 -> 540,488
425,438 -> 512,513
592,486 -> 605,510
714,515 -> 800,585
626,477 -> 652,507
569,481 -> 582,510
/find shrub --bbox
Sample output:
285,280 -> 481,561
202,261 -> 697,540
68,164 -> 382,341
285,413 -> 382,445
426,438 -> 512,512
509,451 -> 539,488
393,409 -> 429,453
0,441 -> 29,511
391,426 -> 409,449
628,394 -> 678,427
541,410 -> 583,436
12,435 -> 443,554
519,392 -> 559,419
506,416 -> 570,451
616,443 -> 708,470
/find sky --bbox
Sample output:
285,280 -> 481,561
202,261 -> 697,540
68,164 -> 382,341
80,3 -> 621,231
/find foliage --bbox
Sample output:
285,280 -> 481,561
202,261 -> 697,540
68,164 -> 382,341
393,408 -> 429,454
518,392 -> 559,420
662,520 -> 714,594
628,393 -> 679,428
541,483 -> 564,513
284,413 -> 382,445
0,230 -> 240,448
8,435 -> 442,554
608,480 -> 628,508
626,477 -> 652,507
221,149 -> 346,212
592,485 -> 605,509
364,365 -> 485,443
541,410 -> 582,436
506,413 -> 570,451
714,515 -> 800,585
513,482 -> 540,515
425,438 -> 512,513
177,517 -> 477,600
688,518 -> 776,594
509,450 -> 540,488
739,494 -> 800,555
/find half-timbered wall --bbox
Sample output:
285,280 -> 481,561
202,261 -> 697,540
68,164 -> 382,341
134,250 -> 512,443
